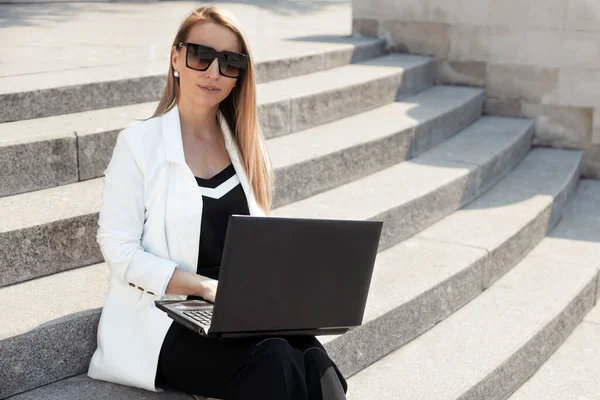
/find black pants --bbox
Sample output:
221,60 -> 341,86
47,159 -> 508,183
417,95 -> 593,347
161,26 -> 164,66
155,322 -> 348,399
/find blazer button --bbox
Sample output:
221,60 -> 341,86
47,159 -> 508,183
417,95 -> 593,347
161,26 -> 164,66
128,282 -> 135,287
137,286 -> 144,291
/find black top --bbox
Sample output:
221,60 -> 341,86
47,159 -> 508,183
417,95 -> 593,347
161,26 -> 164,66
193,162 -> 250,284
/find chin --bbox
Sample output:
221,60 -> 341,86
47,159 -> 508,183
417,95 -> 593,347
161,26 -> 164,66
192,96 -> 222,107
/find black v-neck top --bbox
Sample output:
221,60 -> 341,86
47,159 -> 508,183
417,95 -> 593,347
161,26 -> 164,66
192,162 -> 250,282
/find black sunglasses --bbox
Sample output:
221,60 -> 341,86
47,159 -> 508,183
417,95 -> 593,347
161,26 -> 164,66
176,42 -> 249,78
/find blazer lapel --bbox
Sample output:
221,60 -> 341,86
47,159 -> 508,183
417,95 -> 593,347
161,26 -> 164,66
161,104 -> 265,274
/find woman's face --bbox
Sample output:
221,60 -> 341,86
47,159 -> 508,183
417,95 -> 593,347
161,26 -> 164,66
172,22 -> 242,108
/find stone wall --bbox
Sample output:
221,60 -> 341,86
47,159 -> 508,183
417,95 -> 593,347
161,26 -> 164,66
352,0 -> 600,178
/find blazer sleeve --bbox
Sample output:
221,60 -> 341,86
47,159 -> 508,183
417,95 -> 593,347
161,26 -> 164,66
96,129 -> 178,297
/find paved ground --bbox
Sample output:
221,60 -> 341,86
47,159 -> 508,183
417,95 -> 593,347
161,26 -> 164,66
0,0 -> 351,79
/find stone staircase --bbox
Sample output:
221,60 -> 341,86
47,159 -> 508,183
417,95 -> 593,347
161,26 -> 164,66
1,35 -> 598,400
345,178 -> 600,399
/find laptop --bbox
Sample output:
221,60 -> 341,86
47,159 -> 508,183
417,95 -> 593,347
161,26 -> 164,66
155,214 -> 383,338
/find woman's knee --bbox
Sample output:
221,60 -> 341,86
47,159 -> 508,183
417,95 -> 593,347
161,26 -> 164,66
303,347 -> 348,395
250,338 -> 297,364
286,335 -> 326,353
302,347 -> 332,370
249,338 -> 307,383
227,338 -> 309,399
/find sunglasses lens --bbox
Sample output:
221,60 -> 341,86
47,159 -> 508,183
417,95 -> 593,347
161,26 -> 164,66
187,44 -> 214,70
220,64 -> 242,78
222,52 -> 247,68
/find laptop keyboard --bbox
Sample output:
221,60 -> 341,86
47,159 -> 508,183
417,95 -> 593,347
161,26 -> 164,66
183,309 -> 213,325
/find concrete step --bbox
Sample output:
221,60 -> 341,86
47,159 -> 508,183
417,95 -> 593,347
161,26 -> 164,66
258,53 -> 434,137
507,179 -> 600,400
0,53 -> 434,198
269,85 -> 483,207
346,180 -> 599,400
0,36 -> 387,123
508,302 -> 600,400
0,116 -> 537,397
0,85 -> 485,287
5,373 -> 196,400
0,1 -> 354,76
417,148 -> 581,289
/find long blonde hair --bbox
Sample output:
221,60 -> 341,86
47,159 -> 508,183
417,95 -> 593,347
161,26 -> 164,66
144,5 -> 273,215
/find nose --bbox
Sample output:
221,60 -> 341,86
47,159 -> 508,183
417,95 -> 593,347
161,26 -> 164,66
206,57 -> 220,78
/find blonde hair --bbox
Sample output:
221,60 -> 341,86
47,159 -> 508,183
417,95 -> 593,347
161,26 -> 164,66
143,5 -> 273,215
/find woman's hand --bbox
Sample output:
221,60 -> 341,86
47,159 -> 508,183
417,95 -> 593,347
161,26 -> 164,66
198,278 -> 219,303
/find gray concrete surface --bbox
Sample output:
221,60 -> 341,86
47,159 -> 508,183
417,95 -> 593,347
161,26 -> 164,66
347,214 -> 599,400
507,180 -> 600,400
0,1 -> 352,79
419,148 -> 583,288
0,0 -> 371,123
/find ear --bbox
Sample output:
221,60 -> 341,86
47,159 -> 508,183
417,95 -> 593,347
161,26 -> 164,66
171,46 -> 179,70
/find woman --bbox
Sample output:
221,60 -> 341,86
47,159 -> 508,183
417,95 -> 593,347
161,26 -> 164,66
87,5 -> 348,400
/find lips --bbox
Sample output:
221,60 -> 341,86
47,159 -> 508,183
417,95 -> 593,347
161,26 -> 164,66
198,84 -> 221,91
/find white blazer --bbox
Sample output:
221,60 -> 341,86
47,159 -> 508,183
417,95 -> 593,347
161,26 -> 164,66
87,103 -> 268,392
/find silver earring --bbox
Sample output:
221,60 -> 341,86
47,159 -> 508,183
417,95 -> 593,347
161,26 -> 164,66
173,70 -> 179,78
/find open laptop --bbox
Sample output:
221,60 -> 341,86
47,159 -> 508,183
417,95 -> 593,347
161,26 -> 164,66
155,214 -> 383,338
